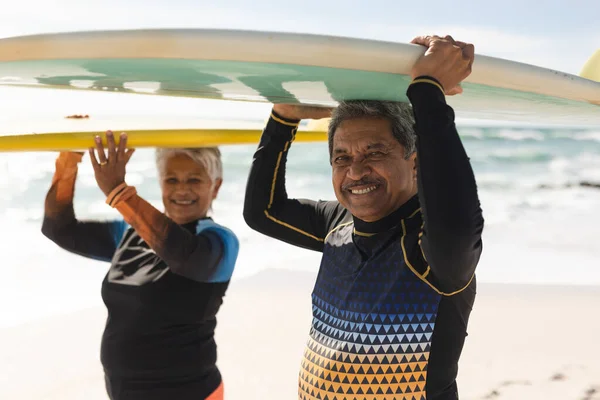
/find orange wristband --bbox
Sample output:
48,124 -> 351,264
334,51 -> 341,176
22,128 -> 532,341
110,186 -> 137,208
106,182 -> 128,206
106,183 -> 137,208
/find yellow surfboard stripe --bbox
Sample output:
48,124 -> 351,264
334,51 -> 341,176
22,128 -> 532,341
0,129 -> 328,152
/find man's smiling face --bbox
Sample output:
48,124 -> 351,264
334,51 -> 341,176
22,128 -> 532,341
331,117 -> 417,222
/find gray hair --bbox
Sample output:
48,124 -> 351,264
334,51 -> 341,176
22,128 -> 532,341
328,100 -> 416,159
155,147 -> 223,183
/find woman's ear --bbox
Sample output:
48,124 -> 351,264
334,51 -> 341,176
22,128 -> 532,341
212,178 -> 223,199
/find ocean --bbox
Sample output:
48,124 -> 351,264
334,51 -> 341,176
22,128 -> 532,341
1,89 -> 599,328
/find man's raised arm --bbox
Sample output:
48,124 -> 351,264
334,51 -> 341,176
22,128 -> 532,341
243,106 -> 344,252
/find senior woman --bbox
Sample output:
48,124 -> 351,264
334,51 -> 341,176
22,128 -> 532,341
41,131 -> 239,400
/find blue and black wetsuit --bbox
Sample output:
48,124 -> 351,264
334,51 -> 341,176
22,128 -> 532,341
41,152 -> 238,400
244,78 -> 484,399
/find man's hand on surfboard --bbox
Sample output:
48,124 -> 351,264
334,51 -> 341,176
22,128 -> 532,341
272,104 -> 333,121
88,131 -> 135,196
410,34 -> 475,96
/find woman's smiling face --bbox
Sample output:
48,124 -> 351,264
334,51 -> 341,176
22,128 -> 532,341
160,153 -> 222,224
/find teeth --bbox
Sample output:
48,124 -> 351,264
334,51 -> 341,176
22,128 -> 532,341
173,200 -> 193,205
350,186 -> 377,195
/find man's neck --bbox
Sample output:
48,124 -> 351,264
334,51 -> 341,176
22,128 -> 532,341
352,194 -> 420,235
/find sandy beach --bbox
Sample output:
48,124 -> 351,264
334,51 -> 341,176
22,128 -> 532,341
1,269 -> 599,400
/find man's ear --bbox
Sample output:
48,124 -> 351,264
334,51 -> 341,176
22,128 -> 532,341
409,152 -> 417,180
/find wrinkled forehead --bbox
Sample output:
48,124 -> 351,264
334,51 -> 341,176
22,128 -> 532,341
332,118 -> 397,154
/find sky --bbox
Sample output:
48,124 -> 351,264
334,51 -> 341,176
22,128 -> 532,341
0,0 -> 598,74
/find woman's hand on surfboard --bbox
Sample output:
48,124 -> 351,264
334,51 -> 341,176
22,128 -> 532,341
88,131 -> 135,196
410,34 -> 474,96
272,104 -> 333,121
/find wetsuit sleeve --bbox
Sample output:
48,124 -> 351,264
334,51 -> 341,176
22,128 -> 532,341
408,77 -> 485,294
41,152 -> 127,262
243,111 -> 345,252
110,189 -> 236,283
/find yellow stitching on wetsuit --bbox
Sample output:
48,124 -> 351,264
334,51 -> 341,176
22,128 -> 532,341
353,229 -> 376,237
422,266 -> 431,278
268,140 -> 292,208
418,224 -> 429,263
410,78 -> 444,95
264,210 -> 324,241
265,136 -> 324,242
324,221 -> 354,241
271,113 -> 300,127
267,151 -> 284,209
409,207 -> 428,264
419,239 -> 429,264
409,207 -> 422,218
400,219 -> 475,296
412,207 -> 429,265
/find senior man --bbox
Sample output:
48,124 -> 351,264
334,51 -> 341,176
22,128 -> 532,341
244,34 -> 484,400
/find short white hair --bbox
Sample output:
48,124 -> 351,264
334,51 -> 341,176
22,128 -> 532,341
155,147 -> 223,183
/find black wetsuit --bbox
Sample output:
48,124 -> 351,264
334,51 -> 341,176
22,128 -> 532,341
41,173 -> 239,400
244,78 -> 484,399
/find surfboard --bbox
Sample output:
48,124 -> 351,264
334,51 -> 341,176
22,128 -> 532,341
0,128 -> 329,152
0,29 -> 599,152
581,50 -> 600,83
0,84 -> 326,151
0,111 -> 327,152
